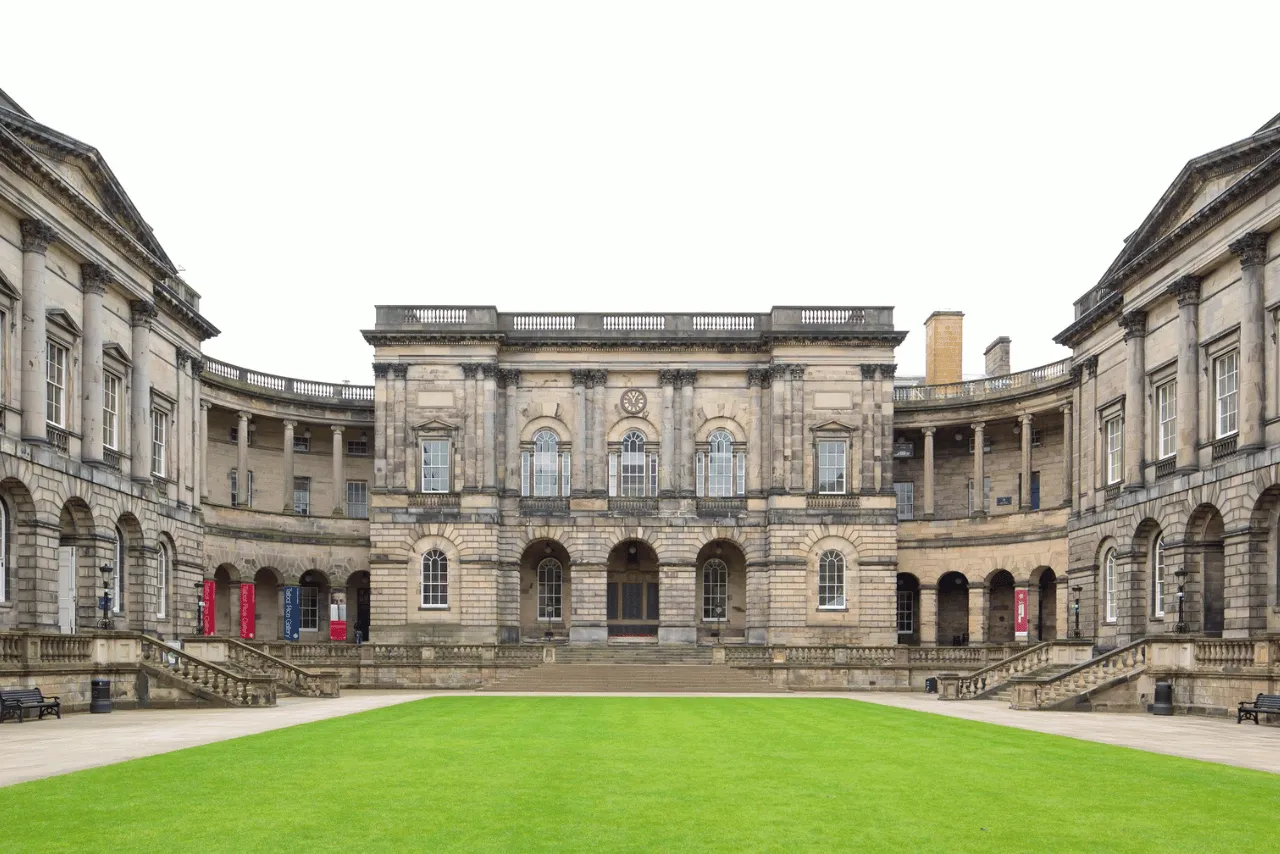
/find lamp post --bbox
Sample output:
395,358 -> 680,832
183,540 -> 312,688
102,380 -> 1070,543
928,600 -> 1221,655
194,581 -> 207,636
98,564 -> 115,630
1174,568 -> 1187,634
1071,585 -> 1083,639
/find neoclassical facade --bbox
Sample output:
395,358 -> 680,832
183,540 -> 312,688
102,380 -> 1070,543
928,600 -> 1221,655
1,88 -> 1276,657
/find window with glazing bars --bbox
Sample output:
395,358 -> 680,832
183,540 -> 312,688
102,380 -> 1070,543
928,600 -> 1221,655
1153,539 -> 1166,618
1215,352 -> 1238,438
421,549 -> 448,607
230,469 -> 253,508
817,440 -> 845,494
151,408 -> 167,476
705,430 -> 734,496
346,480 -> 368,519
620,430 -> 647,496
293,477 -> 311,515
1157,381 -> 1176,459
420,439 -> 450,492
103,374 -> 120,450
1104,548 -> 1117,622
896,589 -> 914,634
537,558 -> 562,620
894,482 -> 914,520
702,558 -> 728,621
532,430 -> 560,496
346,438 -> 369,455
818,550 -> 845,609
966,477 -> 991,514
156,543 -> 169,618
46,341 -> 66,426
293,434 -> 310,452
1105,416 -> 1123,484
300,586 -> 319,630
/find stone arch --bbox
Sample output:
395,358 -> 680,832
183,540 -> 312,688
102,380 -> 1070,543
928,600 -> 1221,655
520,415 -> 572,445
343,569 -> 372,643
1186,502 -> 1226,637
606,415 -> 659,444
937,570 -> 970,646
115,511 -> 148,627
689,527 -> 766,563
895,572 -> 921,646
985,569 -> 1016,644
695,416 -> 747,444
212,563 -> 240,636
1030,566 -> 1059,641
605,538 -> 661,637
519,538 -> 572,639
409,533 -> 460,620
807,535 -> 857,616
1130,516 -> 1162,627
252,566 -> 283,640
0,477 -> 39,629
696,539 -> 747,638
1096,535 -> 1120,635
155,530 -> 178,627
1250,484 -> 1280,629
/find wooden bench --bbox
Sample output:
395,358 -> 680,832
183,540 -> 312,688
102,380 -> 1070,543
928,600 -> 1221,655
0,688 -> 61,723
1237,693 -> 1280,724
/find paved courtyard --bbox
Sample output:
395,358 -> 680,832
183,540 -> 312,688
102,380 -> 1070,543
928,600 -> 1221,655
1,691 -> 1276,788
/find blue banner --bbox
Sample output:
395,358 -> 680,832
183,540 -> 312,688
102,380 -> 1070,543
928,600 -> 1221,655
283,586 -> 301,641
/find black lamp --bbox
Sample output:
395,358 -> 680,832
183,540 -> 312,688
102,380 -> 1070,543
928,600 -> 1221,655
1070,585 -> 1083,639
1174,568 -> 1188,633
98,563 -> 115,630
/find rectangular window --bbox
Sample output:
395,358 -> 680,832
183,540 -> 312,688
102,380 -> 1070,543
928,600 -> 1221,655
621,444 -> 647,497
293,477 -> 311,515
607,452 -> 617,497
293,434 -> 310,453
346,438 -> 369,456
1215,352 -> 1238,438
817,553 -> 846,609
151,408 -> 167,477
966,477 -> 991,514
533,445 -> 559,496
230,469 -> 254,508
894,482 -> 914,520
817,440 -> 846,494
346,480 -> 368,519
46,341 -> 67,426
420,439 -> 450,493
1030,471 -> 1040,511
1104,552 -> 1117,623
300,586 -> 319,630
651,453 -> 660,497
103,374 -> 121,450
1105,415 -> 1123,485
695,451 -> 705,497
1153,541 -> 1166,619
1157,381 -> 1177,459
707,449 -> 733,498
896,589 -> 914,634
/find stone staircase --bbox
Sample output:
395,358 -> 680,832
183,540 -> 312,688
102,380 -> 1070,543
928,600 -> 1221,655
482,644 -> 785,693
219,639 -> 340,698
1008,639 -> 1149,710
987,663 -> 1077,703
941,641 -> 1094,701
138,635 -> 277,707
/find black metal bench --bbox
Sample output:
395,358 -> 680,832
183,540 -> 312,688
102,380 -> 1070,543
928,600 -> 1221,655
1237,693 -> 1280,724
0,688 -> 61,723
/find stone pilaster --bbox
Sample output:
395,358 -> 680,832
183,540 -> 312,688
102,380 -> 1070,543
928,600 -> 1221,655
236,410 -> 251,505
569,564 -> 607,643
191,360 -> 204,509
1167,275 -> 1201,472
501,370 -> 521,494
391,364 -> 408,489
921,426 -> 935,519
970,421 -> 985,516
481,364 -> 498,491
658,370 -> 678,496
859,364 -> 877,493
679,370 -> 696,496
658,565 -> 696,644
460,363 -> 479,491
918,584 -> 937,647
19,219 -> 57,443
79,263 -> 110,463
130,300 -> 158,482
571,369 -> 590,496
331,425 -> 346,516
281,420 -> 297,513
1019,413 -> 1033,509
372,363 -> 390,489
747,368 -> 767,495
770,365 -> 787,494
591,370 -> 608,494
1059,403 -> 1072,507
878,364 -> 895,492
1229,232 -> 1268,451
1082,356 -> 1098,510
199,400 -> 211,501
789,364 -> 806,492
1119,310 -> 1146,488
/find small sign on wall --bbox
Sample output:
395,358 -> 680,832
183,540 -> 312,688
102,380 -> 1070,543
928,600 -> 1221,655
996,496 -> 1013,507
1015,588 -> 1029,639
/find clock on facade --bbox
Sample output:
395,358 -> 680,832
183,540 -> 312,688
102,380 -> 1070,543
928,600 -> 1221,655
620,389 -> 647,414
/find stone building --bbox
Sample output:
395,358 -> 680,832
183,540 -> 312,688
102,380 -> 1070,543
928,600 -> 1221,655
1,87 -> 1277,676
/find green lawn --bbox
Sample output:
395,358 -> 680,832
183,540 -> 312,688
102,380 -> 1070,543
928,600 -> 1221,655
2,697 -> 1277,852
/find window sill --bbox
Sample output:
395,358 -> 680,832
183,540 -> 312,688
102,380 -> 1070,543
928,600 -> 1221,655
419,605 -> 450,611
817,606 -> 848,612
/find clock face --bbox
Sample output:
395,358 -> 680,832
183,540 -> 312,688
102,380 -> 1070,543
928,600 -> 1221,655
620,389 -> 647,415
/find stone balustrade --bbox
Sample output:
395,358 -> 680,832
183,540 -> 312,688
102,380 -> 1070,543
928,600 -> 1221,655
138,635 -> 276,707
894,358 -> 1073,406
202,356 -> 373,404
190,638 -> 340,698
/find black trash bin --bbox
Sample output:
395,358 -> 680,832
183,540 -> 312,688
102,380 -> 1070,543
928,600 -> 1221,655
924,677 -> 939,694
1151,679 -> 1173,716
90,678 -> 112,714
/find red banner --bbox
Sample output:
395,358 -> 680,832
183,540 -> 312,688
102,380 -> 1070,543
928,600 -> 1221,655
329,620 -> 347,642
1014,588 -> 1029,639
202,580 -> 217,635
239,583 -> 256,639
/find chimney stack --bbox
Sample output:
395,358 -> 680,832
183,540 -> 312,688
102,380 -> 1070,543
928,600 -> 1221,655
984,336 -> 1011,377
924,311 -> 963,385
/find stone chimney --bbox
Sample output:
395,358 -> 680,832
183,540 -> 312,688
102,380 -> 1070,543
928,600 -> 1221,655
924,311 -> 963,385
984,336 -> 1011,377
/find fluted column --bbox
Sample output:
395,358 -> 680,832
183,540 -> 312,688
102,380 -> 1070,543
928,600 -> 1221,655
571,370 -> 589,496
1167,276 -> 1201,472
236,410 -> 251,505
769,365 -> 787,494
199,401 -> 211,501
1019,413 -> 1033,509
79,264 -> 110,462
659,370 -> 677,496
747,369 -> 765,494
789,364 -> 806,492
130,300 -> 158,482
281,420 -> 297,513
680,371 -> 696,495
481,364 -> 498,492
1119,310 -> 1147,488
922,426 -> 935,519
592,370 -> 608,494
1060,403 -> 1072,507
1230,233 -> 1268,451
373,363 -> 389,489
19,219 -> 57,443
502,370 -> 521,493
331,425 -> 345,515
971,421 -> 985,517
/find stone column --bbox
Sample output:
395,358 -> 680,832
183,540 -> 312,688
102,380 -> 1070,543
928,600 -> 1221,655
191,361 -> 204,510
1060,403 -> 1072,507
970,421 -> 985,516
130,300 -> 158,482
680,371 -> 696,495
1167,276 -> 1201,472
236,410 -> 251,505
1119,310 -> 1147,488
592,370 -> 609,494
331,425 -> 345,516
569,564 -> 607,643
968,583 -> 987,644
502,370 -> 521,493
922,426 -> 935,519
571,370 -> 589,496
391,364 -> 408,489
658,370 -> 677,496
770,365 -> 787,494
175,350 -> 191,503
859,365 -> 877,493
1019,413 -> 1033,509
878,364 -> 896,492
747,369 -> 765,494
199,401 -> 211,501
481,364 -> 498,491
782,365 -> 794,490
1081,356 -> 1098,510
789,364 -> 806,492
372,363 -> 389,489
19,220 -> 57,443
1230,233 -> 1268,452
918,584 -> 938,647
658,565 -> 696,644
281,420 -> 297,513
460,363 -> 478,490
79,263 -> 110,463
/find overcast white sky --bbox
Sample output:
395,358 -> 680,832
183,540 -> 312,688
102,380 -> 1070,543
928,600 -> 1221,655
3,2 -> 1278,383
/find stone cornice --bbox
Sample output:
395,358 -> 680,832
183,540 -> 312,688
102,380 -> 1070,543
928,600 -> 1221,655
360,332 -> 908,351
153,280 -> 220,341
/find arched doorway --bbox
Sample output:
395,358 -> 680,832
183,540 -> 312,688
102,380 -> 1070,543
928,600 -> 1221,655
896,573 -> 920,645
697,540 -> 746,641
57,501 -> 92,634
299,569 -> 331,639
606,540 -> 659,639
986,570 -> 1015,644
519,540 -> 572,641
1035,568 -> 1058,640
937,571 -> 969,646
253,568 -> 283,640
213,565 -> 239,636
1188,505 -> 1225,637
346,570 -> 371,643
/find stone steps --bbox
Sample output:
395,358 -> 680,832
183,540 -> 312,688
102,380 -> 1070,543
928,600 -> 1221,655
990,663 -> 1075,701
481,664 -> 785,693
554,645 -> 715,666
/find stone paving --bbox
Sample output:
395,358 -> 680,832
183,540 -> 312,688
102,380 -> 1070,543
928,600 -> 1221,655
1,690 -> 1277,788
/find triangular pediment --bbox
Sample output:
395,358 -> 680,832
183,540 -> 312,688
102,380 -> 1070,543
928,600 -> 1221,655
812,419 -> 857,432
413,418 -> 457,433
46,307 -> 81,337
103,342 -> 132,366
0,268 -> 20,302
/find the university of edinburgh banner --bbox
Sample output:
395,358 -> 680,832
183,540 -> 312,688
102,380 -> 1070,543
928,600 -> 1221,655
329,620 -> 347,642
1014,588 -> 1029,639
239,583 -> 256,639
283,586 -> 301,641
202,580 -> 217,635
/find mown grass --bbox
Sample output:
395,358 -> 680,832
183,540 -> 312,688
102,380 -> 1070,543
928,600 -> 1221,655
1,697 -> 1276,852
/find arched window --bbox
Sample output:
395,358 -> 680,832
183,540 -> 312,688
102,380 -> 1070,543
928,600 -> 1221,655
1152,538 -> 1165,619
156,541 -> 170,619
421,549 -> 449,608
702,558 -> 728,621
532,430 -> 560,497
113,525 -> 125,614
0,499 -> 7,603
818,550 -> 846,610
707,430 -> 734,497
1103,548 -> 1116,623
537,557 -> 563,621
620,430 -> 647,497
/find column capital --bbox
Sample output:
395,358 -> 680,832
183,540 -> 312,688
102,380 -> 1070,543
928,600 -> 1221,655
788,363 -> 807,380
1059,402 -> 1073,415
1118,309 -> 1147,340
921,426 -> 936,436
658,369 -> 680,387
859,364 -> 878,380
1167,274 -> 1202,306
372,362 -> 392,379
971,421 -> 985,433
460,363 -> 481,379
571,369 -> 593,387
80,262 -> 112,295
480,363 -> 499,380
282,420 -> 298,429
499,368 -> 521,387
1019,413 -> 1034,426
130,299 -> 158,328
237,410 -> 251,423
876,363 -> 897,378
746,367 -> 769,387
1228,231 -> 1269,267
591,369 -> 610,385
200,400 -> 213,411
1083,354 -> 1099,377
390,363 -> 408,378
331,424 -> 344,435
19,219 -> 58,253
176,347 -> 194,368
190,357 -> 206,377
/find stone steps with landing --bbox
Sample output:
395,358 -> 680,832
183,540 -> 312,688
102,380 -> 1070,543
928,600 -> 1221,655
481,664 -> 785,693
553,645 -> 716,666
989,663 -> 1076,702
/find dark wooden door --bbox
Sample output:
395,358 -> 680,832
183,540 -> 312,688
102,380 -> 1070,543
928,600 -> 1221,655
622,583 -> 643,619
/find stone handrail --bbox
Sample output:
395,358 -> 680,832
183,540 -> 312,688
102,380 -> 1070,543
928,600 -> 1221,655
1010,639 -> 1148,710
222,639 -> 339,698
894,358 -> 1072,406
1193,639 -> 1259,668
202,356 -> 373,404
939,642 -> 1053,700
139,635 -> 276,707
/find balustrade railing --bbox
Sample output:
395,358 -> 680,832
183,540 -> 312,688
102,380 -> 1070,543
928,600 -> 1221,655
608,497 -> 658,515
103,448 -> 122,471
1212,435 -> 1238,462
807,495 -> 861,510
224,639 -> 339,697
1019,639 -> 1148,709
37,635 -> 93,663
1,634 -> 23,663
519,497 -> 569,515
894,358 -> 1072,405
696,498 -> 747,516
946,642 -> 1052,700
139,635 -> 275,706
408,492 -> 461,508
1193,639 -> 1258,668
202,357 -> 373,403
48,427 -> 70,453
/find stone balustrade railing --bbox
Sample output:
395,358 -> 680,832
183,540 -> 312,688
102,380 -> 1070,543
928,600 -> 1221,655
202,356 -> 373,404
221,639 -> 340,698
894,358 -> 1072,406
138,635 -> 276,707
38,635 -> 94,663
1009,639 -> 1149,710
939,642 -> 1054,700
1193,639 -> 1260,668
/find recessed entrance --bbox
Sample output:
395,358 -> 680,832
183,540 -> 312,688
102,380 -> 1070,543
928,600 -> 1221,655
607,540 -> 659,639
